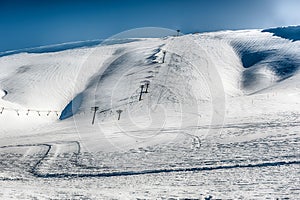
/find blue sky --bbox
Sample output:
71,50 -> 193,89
0,0 -> 299,52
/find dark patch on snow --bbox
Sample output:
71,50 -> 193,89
232,41 -> 274,68
32,160 -> 300,178
242,68 -> 260,89
126,72 -> 135,76
146,48 -> 160,61
99,53 -> 131,81
240,50 -> 273,68
1,89 -> 8,99
16,65 -> 31,74
270,56 -> 299,77
113,47 -> 126,55
232,40 -> 300,87
144,75 -> 154,79
59,93 -> 83,120
262,26 -> 300,41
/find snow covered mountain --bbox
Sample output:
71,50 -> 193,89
0,27 -> 299,199
0,27 -> 299,133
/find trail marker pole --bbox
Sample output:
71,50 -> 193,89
0,107 -> 4,114
145,82 -> 150,93
139,85 -> 144,101
162,51 -> 166,63
116,110 -> 123,120
91,106 -> 99,125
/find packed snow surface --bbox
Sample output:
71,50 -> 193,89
0,28 -> 299,199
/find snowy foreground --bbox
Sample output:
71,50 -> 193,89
0,28 -> 299,199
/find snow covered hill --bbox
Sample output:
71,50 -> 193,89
0,28 -> 299,133
0,27 -> 299,199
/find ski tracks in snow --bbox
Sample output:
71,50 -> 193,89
0,141 -> 81,179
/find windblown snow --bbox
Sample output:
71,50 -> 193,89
0,28 -> 299,199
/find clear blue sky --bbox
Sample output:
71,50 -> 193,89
0,0 -> 299,52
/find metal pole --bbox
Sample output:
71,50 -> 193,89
139,85 -> 144,101
91,106 -> 99,125
116,110 -> 123,120
145,83 -> 149,93
162,51 -> 166,63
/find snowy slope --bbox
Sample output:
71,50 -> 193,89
0,27 -> 300,199
0,28 -> 299,134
